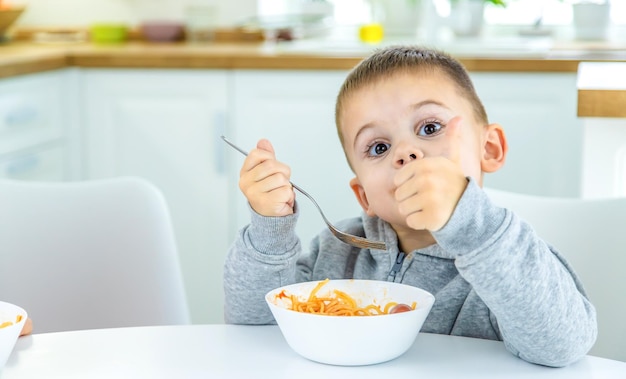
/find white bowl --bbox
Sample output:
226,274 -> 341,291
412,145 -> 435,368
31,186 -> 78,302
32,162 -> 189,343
0,301 -> 27,369
266,279 -> 435,366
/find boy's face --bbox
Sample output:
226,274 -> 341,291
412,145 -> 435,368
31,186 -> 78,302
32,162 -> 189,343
339,70 -> 505,230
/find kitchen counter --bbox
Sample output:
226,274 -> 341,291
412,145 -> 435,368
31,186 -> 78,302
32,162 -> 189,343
0,42 -> 366,78
3,39 -> 626,79
0,44 -> 68,79
577,62 -> 626,118
577,62 -> 626,198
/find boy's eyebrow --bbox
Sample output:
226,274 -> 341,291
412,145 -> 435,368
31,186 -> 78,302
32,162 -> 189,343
352,99 -> 450,151
411,99 -> 449,111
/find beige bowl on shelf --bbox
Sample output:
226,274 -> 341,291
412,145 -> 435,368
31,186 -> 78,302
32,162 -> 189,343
266,279 -> 435,366
0,7 -> 25,39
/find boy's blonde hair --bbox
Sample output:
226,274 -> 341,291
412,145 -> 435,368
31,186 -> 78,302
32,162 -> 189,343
335,45 -> 488,150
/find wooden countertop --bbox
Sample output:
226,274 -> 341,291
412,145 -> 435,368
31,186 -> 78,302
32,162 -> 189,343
577,62 -> 626,118
0,44 -> 68,79
3,40 -> 625,80
2,41 -> 624,118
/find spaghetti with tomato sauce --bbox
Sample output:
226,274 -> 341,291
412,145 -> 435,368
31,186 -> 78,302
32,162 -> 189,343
0,314 -> 23,329
275,279 -> 417,316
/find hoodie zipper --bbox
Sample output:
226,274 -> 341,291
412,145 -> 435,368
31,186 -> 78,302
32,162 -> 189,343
387,251 -> 406,282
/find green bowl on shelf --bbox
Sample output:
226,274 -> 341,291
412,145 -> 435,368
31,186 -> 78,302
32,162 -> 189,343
89,24 -> 128,44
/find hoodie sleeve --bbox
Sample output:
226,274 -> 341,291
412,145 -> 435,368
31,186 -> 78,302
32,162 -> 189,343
223,205 -> 301,325
433,179 -> 597,367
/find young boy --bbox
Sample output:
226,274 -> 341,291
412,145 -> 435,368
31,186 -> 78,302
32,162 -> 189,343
223,46 -> 597,367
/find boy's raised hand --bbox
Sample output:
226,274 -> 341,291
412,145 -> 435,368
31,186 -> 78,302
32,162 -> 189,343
239,139 -> 295,217
394,117 -> 468,232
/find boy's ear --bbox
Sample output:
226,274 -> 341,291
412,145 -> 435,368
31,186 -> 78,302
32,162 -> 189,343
481,123 -> 507,173
349,177 -> 376,216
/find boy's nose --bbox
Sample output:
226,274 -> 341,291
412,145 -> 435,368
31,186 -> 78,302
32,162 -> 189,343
394,143 -> 423,167
397,154 -> 417,166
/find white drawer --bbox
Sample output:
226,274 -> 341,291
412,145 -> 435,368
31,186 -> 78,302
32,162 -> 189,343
0,144 -> 66,182
0,72 -> 65,155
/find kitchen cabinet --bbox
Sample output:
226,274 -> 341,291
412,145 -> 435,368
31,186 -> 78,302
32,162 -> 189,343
0,69 -> 77,181
231,70 -> 363,247
82,69 -> 231,324
471,73 -> 583,198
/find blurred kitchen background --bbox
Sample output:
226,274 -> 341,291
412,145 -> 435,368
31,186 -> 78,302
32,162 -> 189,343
5,0 -> 626,40
2,0 -> 625,328
6,0 -> 626,43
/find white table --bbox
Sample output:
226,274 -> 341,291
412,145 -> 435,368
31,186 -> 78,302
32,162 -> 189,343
2,325 -> 625,378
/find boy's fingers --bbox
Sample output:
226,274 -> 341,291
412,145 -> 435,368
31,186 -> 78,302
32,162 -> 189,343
445,116 -> 463,165
241,139 -> 276,173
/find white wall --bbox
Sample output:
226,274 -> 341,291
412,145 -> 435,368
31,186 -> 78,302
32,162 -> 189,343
12,0 -> 257,27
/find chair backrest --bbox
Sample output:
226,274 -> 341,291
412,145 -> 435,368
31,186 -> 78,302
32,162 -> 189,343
484,188 -> 626,362
0,177 -> 190,333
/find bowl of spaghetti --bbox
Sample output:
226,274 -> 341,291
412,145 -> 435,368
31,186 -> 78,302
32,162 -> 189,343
265,279 -> 435,366
0,301 -> 27,369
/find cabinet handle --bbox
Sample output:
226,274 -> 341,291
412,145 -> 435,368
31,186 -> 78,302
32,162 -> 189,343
5,106 -> 39,127
6,154 -> 40,176
214,111 -> 227,175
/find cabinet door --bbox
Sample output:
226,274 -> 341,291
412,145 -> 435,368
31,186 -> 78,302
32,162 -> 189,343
0,71 -> 64,155
83,69 -> 230,324
232,70 -> 362,247
471,73 -> 582,197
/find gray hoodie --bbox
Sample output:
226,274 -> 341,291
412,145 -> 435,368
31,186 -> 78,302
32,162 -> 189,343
223,178 -> 597,367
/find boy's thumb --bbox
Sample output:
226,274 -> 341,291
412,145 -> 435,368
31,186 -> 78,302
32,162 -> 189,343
256,139 -> 275,156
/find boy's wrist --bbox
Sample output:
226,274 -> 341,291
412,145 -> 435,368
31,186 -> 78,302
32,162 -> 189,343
247,202 -> 300,255
432,178 -> 506,258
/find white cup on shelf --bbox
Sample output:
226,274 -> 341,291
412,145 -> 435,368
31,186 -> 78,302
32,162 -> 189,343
572,2 -> 611,41
185,4 -> 218,42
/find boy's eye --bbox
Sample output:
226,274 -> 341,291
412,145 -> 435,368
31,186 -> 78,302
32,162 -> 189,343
368,142 -> 390,156
418,121 -> 443,136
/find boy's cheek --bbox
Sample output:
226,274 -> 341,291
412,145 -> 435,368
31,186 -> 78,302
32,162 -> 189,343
460,160 -> 482,182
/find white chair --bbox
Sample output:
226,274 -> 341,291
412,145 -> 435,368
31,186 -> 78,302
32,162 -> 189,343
0,177 -> 190,333
484,188 -> 626,362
